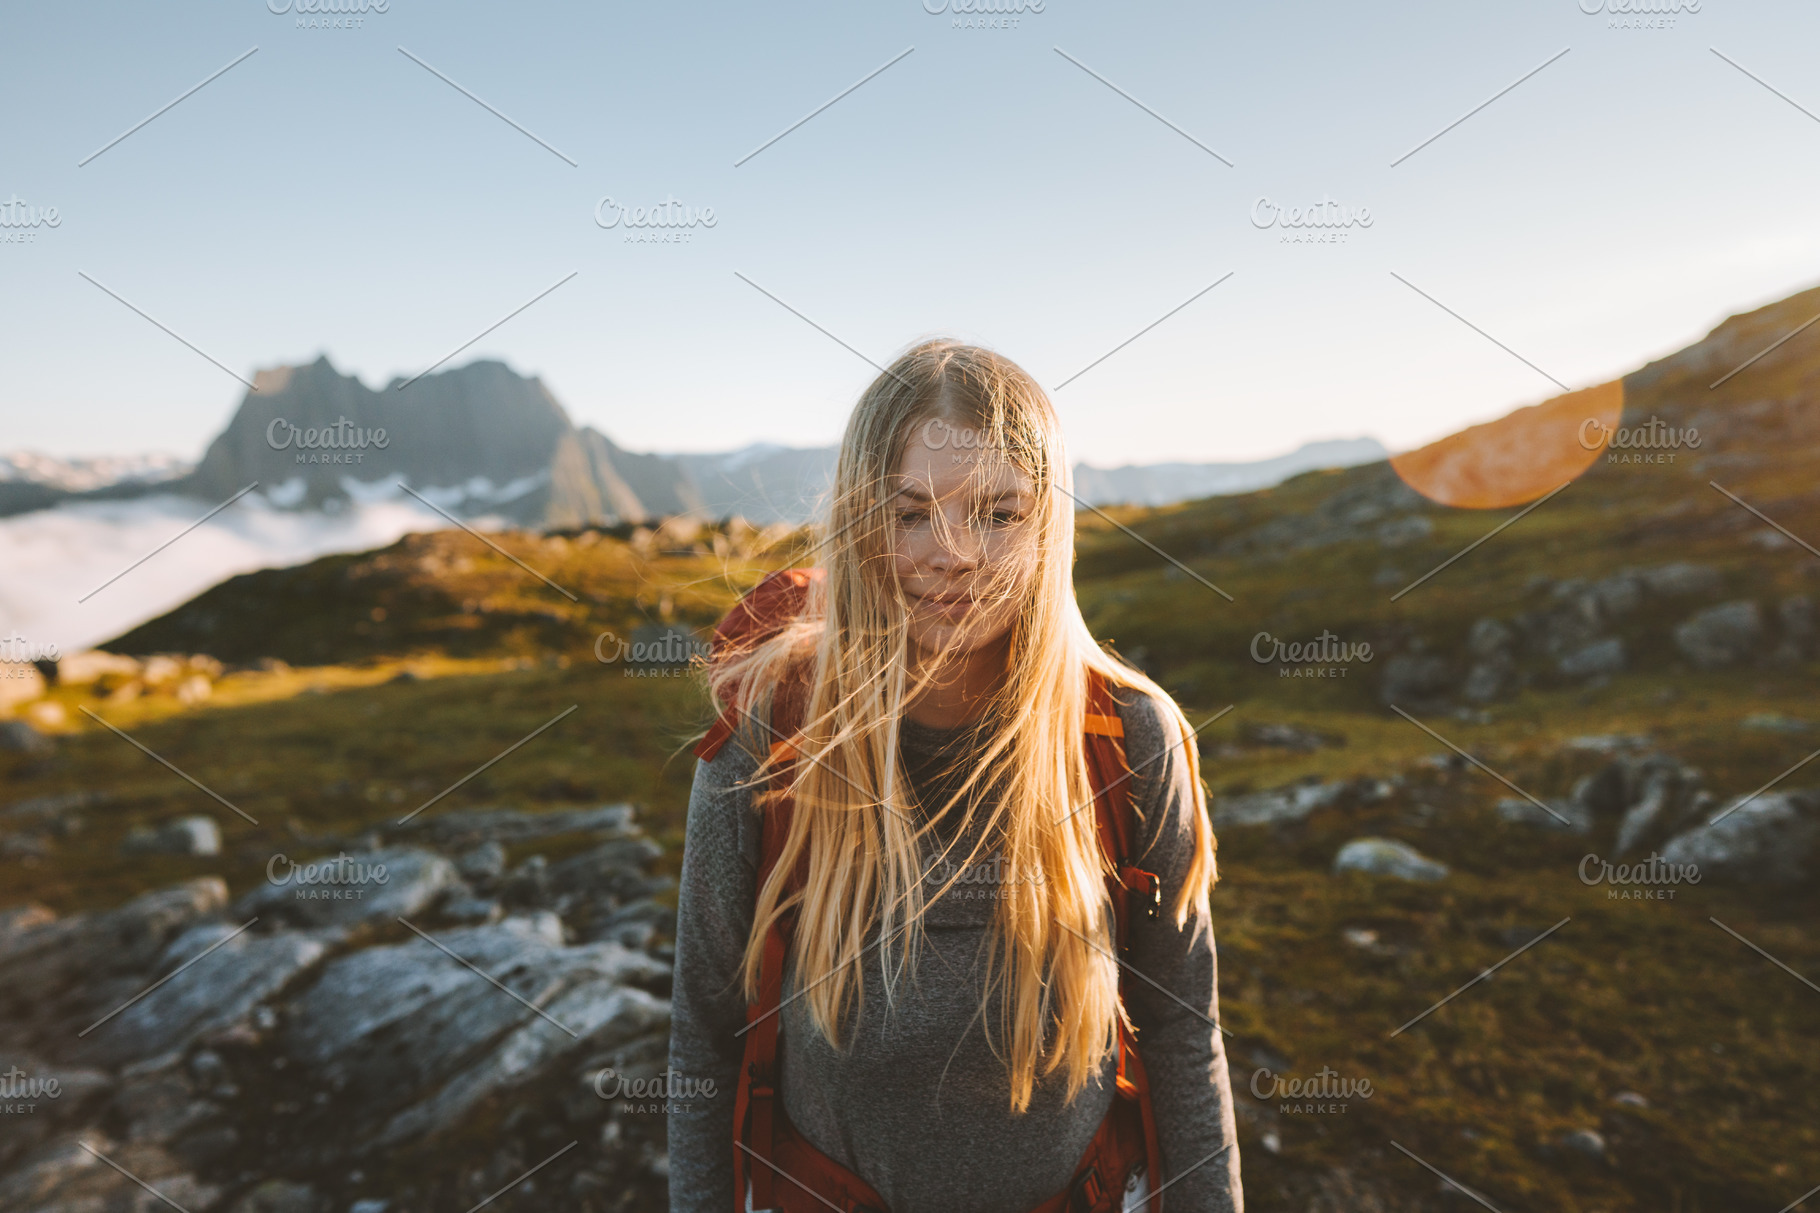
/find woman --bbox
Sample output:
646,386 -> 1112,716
669,340 -> 1242,1213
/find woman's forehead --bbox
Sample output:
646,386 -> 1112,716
893,438 -> 1032,500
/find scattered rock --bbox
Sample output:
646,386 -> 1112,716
1777,595 -> 1815,662
1497,796 -> 1590,833
56,650 -> 143,686
1376,515 -> 1434,547
1562,1128 -> 1607,1160
1379,653 -> 1451,708
283,914 -> 669,1149
1564,734 -> 1652,755
175,674 -> 214,705
1742,712 -> 1811,734
123,816 -> 222,858
82,927 -> 330,1068
229,1178 -> 328,1213
456,840 -> 507,882
439,895 -> 503,926
1557,637 -> 1626,680
1237,722 -> 1345,752
1333,838 -> 1449,882
1635,563 -> 1720,597
1612,755 -> 1712,856
1659,790 -> 1820,884
0,720 -> 52,754
391,804 -> 637,851
1674,601 -> 1763,669
1214,779 -> 1348,827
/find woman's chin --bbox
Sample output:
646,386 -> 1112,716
909,617 -> 1009,658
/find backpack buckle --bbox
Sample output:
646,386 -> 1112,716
1068,1162 -> 1107,1211
1120,865 -> 1162,920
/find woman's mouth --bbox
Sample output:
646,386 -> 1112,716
913,590 -> 974,619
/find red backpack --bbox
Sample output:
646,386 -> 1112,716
692,569 -> 1166,1213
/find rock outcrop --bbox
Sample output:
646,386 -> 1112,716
0,804 -> 675,1213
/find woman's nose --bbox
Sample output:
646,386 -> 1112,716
926,512 -> 984,571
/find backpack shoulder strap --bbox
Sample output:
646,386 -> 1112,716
731,680 -> 806,1213
1083,672 -> 1161,938
1083,669 -> 1166,1213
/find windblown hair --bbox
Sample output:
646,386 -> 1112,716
706,339 -> 1217,1111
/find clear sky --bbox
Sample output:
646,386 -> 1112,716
4,0 -> 1818,467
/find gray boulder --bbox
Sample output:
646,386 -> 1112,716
1557,638 -> 1625,680
81,925 -> 329,1068
0,1132 -> 222,1213
1674,601 -> 1763,669
1636,562 -> 1720,597
229,1179 -> 328,1213
1613,756 -> 1712,855
1376,515 -> 1434,547
1333,837 -> 1449,882
390,804 -> 636,851
0,879 -> 229,1044
282,914 -> 670,1150
1461,659 -> 1513,703
1379,653 -> 1451,707
1659,790 -> 1820,884
1497,796 -> 1591,833
123,815 -> 221,857
455,839 -> 507,882
1467,617 -> 1516,659
1214,779 -> 1347,827
1775,595 -> 1814,661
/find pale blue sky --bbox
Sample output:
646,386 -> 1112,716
4,0 -> 1818,466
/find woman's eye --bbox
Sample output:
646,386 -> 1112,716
984,509 -> 1024,527
896,508 -> 928,526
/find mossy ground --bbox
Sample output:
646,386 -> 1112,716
9,411 -> 1820,1210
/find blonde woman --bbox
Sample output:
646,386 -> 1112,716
669,341 -> 1242,1213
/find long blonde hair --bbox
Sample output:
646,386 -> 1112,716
707,339 -> 1217,1111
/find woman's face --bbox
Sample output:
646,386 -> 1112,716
888,416 -> 1040,659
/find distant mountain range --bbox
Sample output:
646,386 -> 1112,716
0,356 -> 1385,526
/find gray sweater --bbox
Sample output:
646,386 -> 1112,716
667,684 -> 1243,1212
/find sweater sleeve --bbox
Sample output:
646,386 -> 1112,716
667,727 -> 765,1213
1116,687 -> 1245,1213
